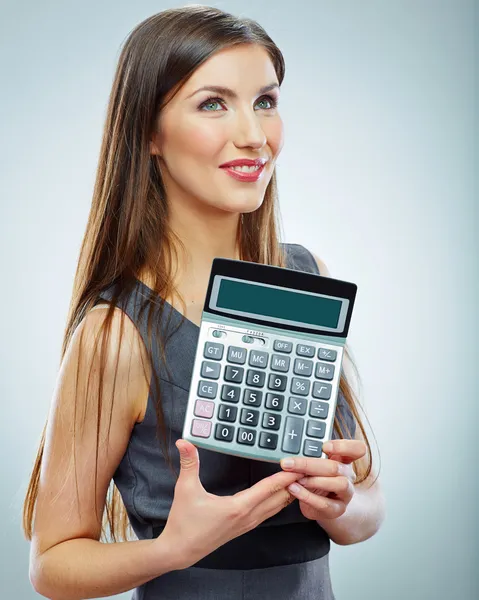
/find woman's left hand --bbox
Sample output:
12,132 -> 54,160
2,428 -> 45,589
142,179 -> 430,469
280,440 -> 367,521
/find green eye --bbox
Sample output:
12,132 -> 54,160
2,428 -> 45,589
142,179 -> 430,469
198,94 -> 278,112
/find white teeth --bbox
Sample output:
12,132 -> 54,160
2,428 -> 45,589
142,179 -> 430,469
229,165 -> 261,173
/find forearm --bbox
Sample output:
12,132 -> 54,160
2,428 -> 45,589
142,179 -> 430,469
31,534 -> 179,600
316,484 -> 386,546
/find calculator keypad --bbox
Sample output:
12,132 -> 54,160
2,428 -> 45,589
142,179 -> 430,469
188,329 -> 342,460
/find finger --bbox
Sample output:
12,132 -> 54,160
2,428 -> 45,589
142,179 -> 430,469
280,456 -> 349,477
248,487 -> 297,526
288,483 -> 346,519
322,440 -> 367,462
234,469 -> 303,512
298,475 -> 354,502
320,461 -> 356,483
176,439 -> 202,488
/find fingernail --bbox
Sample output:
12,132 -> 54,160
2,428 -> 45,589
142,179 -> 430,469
298,477 -> 308,485
288,483 -> 301,494
281,458 -> 295,469
323,442 -> 333,453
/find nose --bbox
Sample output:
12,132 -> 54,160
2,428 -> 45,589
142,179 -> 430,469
232,108 -> 267,150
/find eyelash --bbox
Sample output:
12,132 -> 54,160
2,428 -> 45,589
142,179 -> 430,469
198,94 -> 278,112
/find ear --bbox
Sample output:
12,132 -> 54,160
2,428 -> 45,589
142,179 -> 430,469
149,128 -> 163,156
149,138 -> 161,156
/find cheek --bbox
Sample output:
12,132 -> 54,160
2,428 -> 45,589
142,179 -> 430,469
174,120 -> 225,160
266,117 -> 284,156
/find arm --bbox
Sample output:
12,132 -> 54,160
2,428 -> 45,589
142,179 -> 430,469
310,251 -> 386,545
29,307 -> 180,600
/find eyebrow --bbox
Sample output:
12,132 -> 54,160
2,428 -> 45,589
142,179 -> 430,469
186,83 -> 280,100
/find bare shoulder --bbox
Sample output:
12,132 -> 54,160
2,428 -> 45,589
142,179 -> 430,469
30,304 -> 150,559
73,304 -> 151,424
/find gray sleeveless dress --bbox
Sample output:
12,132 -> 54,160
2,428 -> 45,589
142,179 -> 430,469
97,243 -> 356,600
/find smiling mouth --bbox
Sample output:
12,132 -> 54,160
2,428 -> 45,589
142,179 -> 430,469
220,162 -> 267,182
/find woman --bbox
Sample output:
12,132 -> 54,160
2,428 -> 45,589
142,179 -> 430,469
23,6 -> 384,599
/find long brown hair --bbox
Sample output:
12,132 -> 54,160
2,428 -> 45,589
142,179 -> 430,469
23,5 -> 376,544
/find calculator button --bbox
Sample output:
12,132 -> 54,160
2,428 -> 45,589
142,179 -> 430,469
318,347 -> 337,361
296,343 -> 315,358
268,373 -> 287,391
259,432 -> 278,450
194,400 -> 215,418
290,377 -> 310,396
288,397 -> 307,415
191,419 -> 212,438
242,335 -> 254,343
243,389 -> 263,406
309,401 -> 329,419
306,419 -> 326,438
270,354 -> 290,372
246,369 -> 266,387
215,423 -> 235,442
212,330 -> 226,338
197,380 -> 218,399
315,362 -> 335,381
200,361 -> 221,379
224,365 -> 244,383
249,350 -> 268,368
273,340 -> 293,353
221,384 -> 241,403
281,417 -> 304,454
312,381 -> 332,400
240,408 -> 260,427
293,358 -> 313,377
204,342 -> 224,360
265,393 -> 284,411
217,404 -> 237,422
237,427 -> 256,446
303,439 -> 323,457
262,412 -> 281,430
227,346 -> 247,364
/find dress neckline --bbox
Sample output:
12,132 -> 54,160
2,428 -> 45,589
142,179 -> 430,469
133,244 -> 292,332
135,277 -> 201,331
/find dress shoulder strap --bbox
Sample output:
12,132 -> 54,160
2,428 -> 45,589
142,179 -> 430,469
281,243 -> 320,275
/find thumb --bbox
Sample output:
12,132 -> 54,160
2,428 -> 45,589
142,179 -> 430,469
176,439 -> 200,483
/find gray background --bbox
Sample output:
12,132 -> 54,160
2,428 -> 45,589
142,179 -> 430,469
1,0 -> 477,598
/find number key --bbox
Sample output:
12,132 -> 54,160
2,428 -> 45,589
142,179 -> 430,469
262,412 -> 281,430
265,393 -> 284,411
237,427 -> 256,446
217,404 -> 237,422
268,373 -> 287,391
224,365 -> 244,383
215,423 -> 234,442
243,389 -> 262,406
240,408 -> 260,427
246,369 -> 266,387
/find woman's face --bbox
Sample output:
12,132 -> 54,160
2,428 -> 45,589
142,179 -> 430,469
150,43 -> 284,217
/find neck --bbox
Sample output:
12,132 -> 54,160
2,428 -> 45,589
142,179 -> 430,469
168,197 -> 242,272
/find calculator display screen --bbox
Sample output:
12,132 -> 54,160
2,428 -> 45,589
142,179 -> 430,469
210,276 -> 349,333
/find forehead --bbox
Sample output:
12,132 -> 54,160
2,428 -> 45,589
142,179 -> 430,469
180,44 -> 278,95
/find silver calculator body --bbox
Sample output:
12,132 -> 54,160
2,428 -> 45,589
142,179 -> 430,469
182,258 -> 357,463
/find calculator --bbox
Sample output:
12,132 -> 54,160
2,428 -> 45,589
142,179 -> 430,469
182,258 -> 357,463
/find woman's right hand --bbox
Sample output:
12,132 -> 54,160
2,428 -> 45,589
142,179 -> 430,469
158,439 -> 303,570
